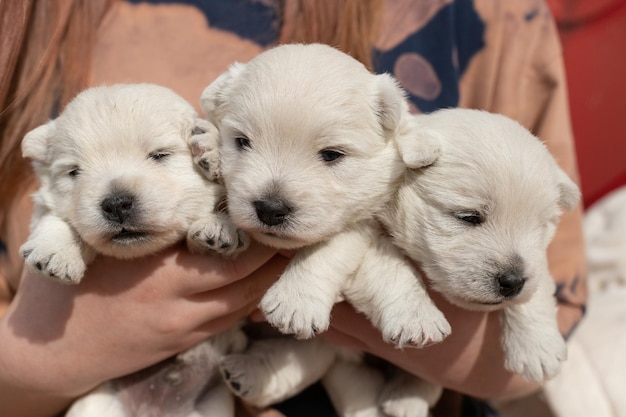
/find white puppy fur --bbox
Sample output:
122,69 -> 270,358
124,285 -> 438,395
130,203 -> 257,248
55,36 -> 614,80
20,83 -> 248,284
197,43 -> 449,416
19,83 -> 248,417
210,108 -> 580,417
387,108 -> 580,382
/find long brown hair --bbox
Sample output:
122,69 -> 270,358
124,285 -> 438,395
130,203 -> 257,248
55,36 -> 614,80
0,0 -> 381,233
280,0 -> 381,70
0,0 -> 113,221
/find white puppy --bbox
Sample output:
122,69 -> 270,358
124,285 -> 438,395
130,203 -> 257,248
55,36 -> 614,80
19,83 -> 248,417
196,43 -> 450,416
198,42 -> 448,345
388,108 -> 580,382
20,83 -> 247,284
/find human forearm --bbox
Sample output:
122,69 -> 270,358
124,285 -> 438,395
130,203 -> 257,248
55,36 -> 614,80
0,373 -> 76,417
0,243 -> 283,417
325,293 -> 541,401
0,270 -> 122,417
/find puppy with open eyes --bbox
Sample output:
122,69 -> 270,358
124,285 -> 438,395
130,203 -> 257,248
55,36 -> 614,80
197,42 -> 448,345
194,43 -> 450,415
19,83 -> 248,417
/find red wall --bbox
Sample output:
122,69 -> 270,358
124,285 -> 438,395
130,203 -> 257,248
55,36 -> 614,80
548,0 -> 626,207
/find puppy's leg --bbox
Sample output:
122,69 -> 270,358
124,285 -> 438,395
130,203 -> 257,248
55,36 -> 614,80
345,236 -> 450,348
220,338 -> 337,408
188,211 -> 249,257
322,356 -> 386,417
20,211 -> 95,284
500,275 -> 567,381
65,382 -> 127,417
379,370 -> 442,417
260,226 -> 371,338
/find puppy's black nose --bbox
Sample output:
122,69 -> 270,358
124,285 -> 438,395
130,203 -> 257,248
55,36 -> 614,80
496,273 -> 525,298
101,193 -> 135,224
254,198 -> 292,226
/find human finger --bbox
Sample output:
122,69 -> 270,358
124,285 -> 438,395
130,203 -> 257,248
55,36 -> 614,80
326,302 -> 385,348
183,253 -> 290,321
165,240 -> 279,294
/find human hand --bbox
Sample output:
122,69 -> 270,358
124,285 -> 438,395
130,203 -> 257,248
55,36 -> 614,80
0,242 -> 286,402
323,292 -> 540,401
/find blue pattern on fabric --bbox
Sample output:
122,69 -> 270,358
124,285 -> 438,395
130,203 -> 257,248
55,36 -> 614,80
373,0 -> 484,113
127,0 -> 279,46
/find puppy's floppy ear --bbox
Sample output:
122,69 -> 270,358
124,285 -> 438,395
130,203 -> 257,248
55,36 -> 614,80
22,120 -> 55,163
395,114 -> 442,169
555,166 -> 581,211
374,73 -> 409,132
200,62 -> 246,125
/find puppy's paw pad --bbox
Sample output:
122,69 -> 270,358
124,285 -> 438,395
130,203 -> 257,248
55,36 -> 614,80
188,221 -> 248,256
190,134 -> 221,182
219,354 -> 263,400
20,242 -> 86,284
260,289 -> 331,339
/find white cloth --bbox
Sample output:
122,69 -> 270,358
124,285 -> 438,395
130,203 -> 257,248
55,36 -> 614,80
544,185 -> 626,417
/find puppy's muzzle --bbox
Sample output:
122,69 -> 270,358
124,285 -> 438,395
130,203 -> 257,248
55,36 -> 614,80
101,192 -> 135,224
496,272 -> 525,298
254,198 -> 292,226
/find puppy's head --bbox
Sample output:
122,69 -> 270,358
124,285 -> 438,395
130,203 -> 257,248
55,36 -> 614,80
200,43 -> 422,249
388,109 -> 580,311
22,83 -> 213,258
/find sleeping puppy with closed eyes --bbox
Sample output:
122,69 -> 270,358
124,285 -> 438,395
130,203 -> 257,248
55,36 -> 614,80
375,108 -> 580,416
19,83 -> 248,417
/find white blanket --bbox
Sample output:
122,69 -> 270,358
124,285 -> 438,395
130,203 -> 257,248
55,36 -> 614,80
543,185 -> 626,417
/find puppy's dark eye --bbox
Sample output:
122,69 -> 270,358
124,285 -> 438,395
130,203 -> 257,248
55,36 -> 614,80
150,151 -> 170,161
319,149 -> 344,163
456,211 -> 484,225
68,167 -> 81,178
235,136 -> 251,150
192,126 -> 206,135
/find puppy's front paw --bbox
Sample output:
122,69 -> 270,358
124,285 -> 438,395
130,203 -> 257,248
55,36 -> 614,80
381,396 -> 430,417
188,218 -> 249,256
380,300 -> 451,348
260,280 -> 333,339
190,132 -> 221,183
502,323 -> 566,381
219,354 -> 265,405
20,240 -> 86,284
379,376 -> 442,417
